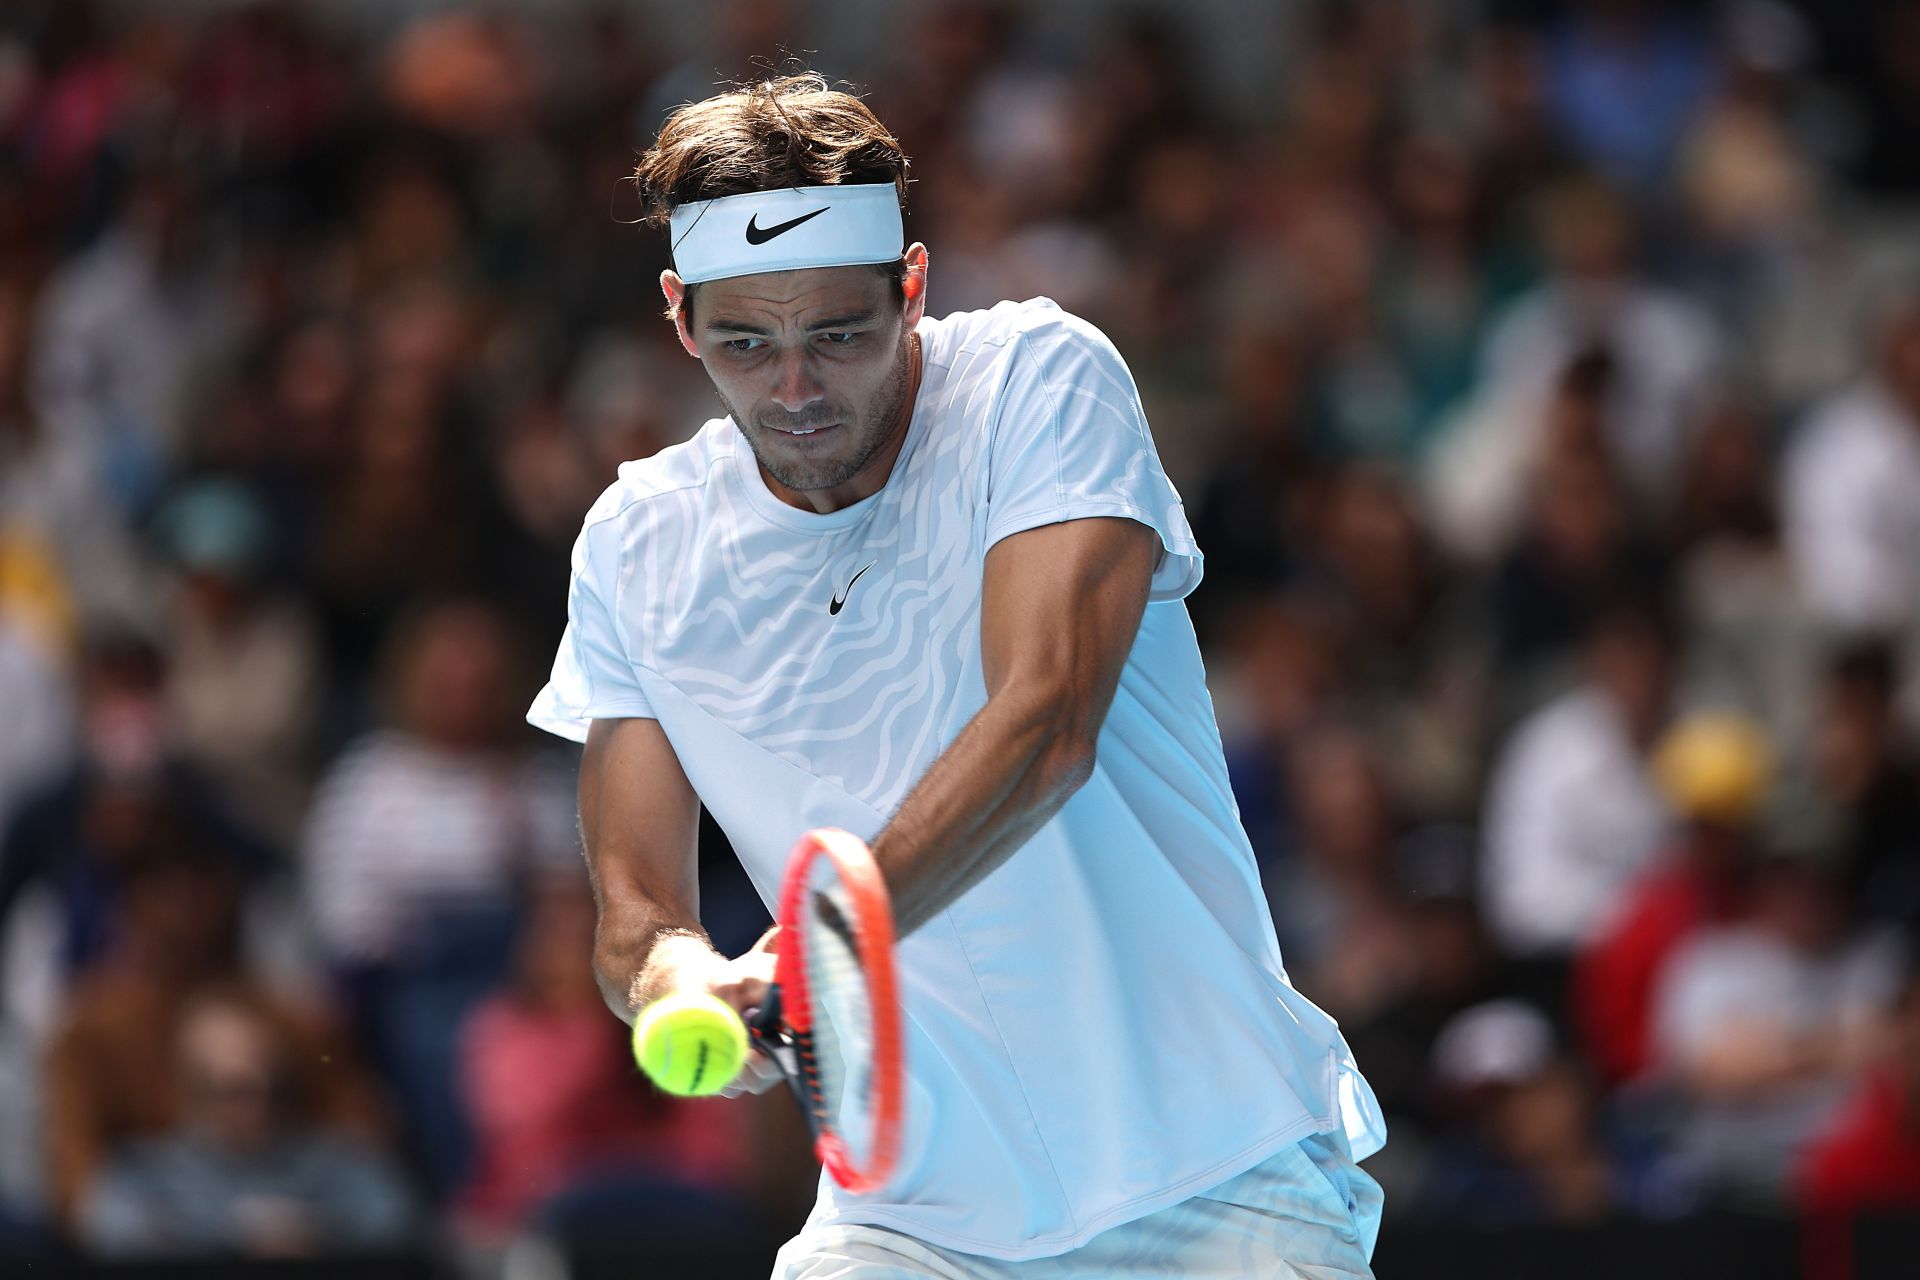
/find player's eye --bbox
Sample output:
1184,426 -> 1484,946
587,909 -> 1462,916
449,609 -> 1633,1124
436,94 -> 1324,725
722,337 -> 765,354
820,331 -> 860,346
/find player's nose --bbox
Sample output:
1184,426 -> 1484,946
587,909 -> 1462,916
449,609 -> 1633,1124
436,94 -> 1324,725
768,350 -> 824,413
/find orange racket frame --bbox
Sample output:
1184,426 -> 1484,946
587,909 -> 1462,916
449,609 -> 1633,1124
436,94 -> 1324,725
758,828 -> 903,1194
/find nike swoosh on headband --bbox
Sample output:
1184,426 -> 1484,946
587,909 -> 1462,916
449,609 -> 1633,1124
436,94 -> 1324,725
746,207 -> 829,245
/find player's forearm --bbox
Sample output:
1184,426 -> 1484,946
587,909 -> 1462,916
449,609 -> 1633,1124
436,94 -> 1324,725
578,718 -> 710,1021
872,684 -> 1097,937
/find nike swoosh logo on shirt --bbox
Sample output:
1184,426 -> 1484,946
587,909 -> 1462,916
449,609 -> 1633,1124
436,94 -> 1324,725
745,207 -> 828,245
829,562 -> 875,616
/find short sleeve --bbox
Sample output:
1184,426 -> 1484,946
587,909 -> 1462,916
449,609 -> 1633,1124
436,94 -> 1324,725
982,319 -> 1203,601
526,504 -> 656,742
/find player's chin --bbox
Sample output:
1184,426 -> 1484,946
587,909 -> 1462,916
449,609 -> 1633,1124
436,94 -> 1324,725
762,446 -> 862,492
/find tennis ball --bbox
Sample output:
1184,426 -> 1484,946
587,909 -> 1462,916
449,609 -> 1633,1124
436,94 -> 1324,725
633,991 -> 749,1097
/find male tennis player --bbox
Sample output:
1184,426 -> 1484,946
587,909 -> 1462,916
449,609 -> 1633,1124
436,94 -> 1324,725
529,74 -> 1385,1278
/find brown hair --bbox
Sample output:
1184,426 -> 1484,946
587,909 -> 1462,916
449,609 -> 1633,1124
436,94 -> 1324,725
634,73 -> 910,320
635,73 -> 908,228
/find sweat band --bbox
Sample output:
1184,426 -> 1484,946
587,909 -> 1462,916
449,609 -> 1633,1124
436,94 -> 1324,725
668,183 -> 904,285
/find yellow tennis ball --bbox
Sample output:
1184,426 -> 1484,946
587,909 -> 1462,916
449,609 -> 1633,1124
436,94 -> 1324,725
632,991 -> 748,1097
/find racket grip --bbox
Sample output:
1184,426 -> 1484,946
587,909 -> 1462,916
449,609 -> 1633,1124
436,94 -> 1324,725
746,984 -> 784,1045
746,985 -> 824,1144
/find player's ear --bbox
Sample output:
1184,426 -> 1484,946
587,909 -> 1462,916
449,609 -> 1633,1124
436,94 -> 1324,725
901,244 -> 929,330
660,270 -> 699,357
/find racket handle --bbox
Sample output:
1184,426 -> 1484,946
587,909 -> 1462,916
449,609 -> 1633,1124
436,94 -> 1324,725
747,985 -> 824,1145
746,984 -> 784,1043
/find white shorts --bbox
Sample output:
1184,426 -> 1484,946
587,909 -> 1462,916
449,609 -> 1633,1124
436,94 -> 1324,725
772,1130 -> 1383,1279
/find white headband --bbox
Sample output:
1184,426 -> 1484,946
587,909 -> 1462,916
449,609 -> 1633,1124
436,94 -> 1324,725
668,183 -> 903,285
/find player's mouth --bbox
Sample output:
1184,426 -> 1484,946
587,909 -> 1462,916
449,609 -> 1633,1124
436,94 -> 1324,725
769,422 -> 839,438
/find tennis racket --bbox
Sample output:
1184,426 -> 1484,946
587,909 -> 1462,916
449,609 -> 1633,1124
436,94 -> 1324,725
747,827 -> 904,1194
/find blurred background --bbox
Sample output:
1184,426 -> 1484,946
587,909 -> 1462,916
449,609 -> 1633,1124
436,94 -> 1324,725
1,0 -> 1918,1276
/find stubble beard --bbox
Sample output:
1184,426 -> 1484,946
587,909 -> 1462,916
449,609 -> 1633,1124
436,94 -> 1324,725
725,335 -> 915,495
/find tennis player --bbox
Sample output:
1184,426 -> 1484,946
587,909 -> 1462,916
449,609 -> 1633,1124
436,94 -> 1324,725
528,73 -> 1386,1278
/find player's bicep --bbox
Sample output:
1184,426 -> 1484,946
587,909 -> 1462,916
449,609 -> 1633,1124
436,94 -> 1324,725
980,516 -> 1156,740
578,716 -> 701,921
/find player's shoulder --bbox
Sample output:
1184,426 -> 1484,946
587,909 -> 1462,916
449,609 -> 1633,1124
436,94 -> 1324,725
578,419 -> 738,533
927,296 -> 1121,367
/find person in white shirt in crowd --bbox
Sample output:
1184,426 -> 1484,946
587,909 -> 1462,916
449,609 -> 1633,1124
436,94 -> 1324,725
1651,806 -> 1907,1206
1481,593 -> 1678,962
1425,175 -> 1724,561
302,597 -> 576,1193
304,598 -> 577,972
1782,285 -> 1920,653
528,74 -> 1384,1280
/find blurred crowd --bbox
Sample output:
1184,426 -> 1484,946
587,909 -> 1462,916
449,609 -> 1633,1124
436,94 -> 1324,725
3,0 -> 1920,1268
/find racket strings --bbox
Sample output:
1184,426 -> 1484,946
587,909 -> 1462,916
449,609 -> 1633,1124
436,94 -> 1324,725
799,872 -> 877,1166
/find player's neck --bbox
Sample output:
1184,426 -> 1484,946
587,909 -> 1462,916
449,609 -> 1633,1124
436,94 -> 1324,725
764,333 -> 923,515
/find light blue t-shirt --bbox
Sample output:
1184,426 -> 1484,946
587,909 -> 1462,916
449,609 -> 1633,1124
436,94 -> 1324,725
529,298 -> 1384,1260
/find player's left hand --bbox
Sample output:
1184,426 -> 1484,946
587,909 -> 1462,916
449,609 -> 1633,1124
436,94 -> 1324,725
703,926 -> 780,1019
717,1041 -> 785,1097
710,928 -> 784,1097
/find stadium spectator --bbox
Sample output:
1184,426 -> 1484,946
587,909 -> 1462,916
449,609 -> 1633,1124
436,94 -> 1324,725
1488,354 -> 1669,701
43,844 -> 385,1229
30,156 -> 230,532
1783,286 -> 1920,636
1266,722 -> 1418,1023
0,630 -> 274,1042
1189,318 -> 1317,636
1798,960 -> 1920,1217
0,271 -> 139,660
76,987 -> 414,1258
455,870 -> 752,1240
0,602 -> 72,840
1805,639 -> 1920,929
154,479 -> 321,845
1670,392 -> 1815,739
1574,713 -> 1771,1086
1344,825 -> 1500,1136
1480,595 -> 1678,968
1670,1 -> 1819,331
1539,0 -> 1717,191
308,318 -> 502,698
1417,999 -> 1658,1226
0,272 -> 83,835
1377,130 -> 1506,455
1428,175 -> 1724,555
1213,593 -> 1340,864
1650,837 -> 1906,1205
0,1013 -> 48,1250
1493,180 -> 1725,482
301,598 -> 576,1192
1299,467 -> 1485,816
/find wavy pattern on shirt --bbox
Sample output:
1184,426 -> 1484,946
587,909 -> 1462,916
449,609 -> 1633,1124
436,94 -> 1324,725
540,298 -> 1200,812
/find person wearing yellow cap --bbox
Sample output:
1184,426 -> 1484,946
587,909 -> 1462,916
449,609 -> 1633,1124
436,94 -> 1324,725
1573,712 -> 1772,1086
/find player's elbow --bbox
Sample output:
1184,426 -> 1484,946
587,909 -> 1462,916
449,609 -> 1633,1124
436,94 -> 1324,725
996,676 -> 1101,801
590,952 -> 635,1022
1035,724 -> 1098,802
